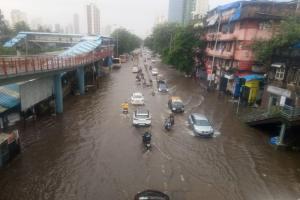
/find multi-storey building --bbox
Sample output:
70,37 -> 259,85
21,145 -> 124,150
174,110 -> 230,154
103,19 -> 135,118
204,1 -> 297,99
86,3 -> 101,35
73,13 -> 80,34
168,0 -> 185,23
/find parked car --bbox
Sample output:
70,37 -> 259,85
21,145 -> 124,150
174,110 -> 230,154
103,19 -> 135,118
131,92 -> 145,105
112,58 -> 121,69
133,109 -> 152,127
168,96 -> 184,113
188,113 -> 214,137
132,66 -> 139,73
151,68 -> 158,76
158,80 -> 168,93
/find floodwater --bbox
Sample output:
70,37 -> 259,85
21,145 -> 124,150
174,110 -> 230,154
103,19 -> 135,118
0,53 -> 300,200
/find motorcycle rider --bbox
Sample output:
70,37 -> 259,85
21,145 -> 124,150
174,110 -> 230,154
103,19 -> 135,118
121,101 -> 129,113
169,113 -> 175,125
143,132 -> 152,144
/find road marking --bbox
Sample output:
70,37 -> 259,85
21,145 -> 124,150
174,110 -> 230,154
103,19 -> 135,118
180,174 -> 185,182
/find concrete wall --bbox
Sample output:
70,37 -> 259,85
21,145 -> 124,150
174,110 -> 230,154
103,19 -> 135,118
20,77 -> 53,111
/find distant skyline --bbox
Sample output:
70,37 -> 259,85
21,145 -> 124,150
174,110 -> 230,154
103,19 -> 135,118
1,0 -> 268,38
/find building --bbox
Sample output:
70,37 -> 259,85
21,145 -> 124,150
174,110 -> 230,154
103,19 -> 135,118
86,3 -> 101,35
54,24 -> 63,33
11,9 -> 27,26
204,1 -> 297,103
168,0 -> 185,24
73,14 -> 80,34
65,24 -> 74,34
183,0 -> 196,25
155,15 -> 166,25
193,0 -> 209,20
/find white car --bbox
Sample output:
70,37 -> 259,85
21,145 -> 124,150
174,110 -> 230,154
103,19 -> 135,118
133,109 -> 152,127
151,68 -> 158,76
132,66 -> 139,73
131,92 -> 144,105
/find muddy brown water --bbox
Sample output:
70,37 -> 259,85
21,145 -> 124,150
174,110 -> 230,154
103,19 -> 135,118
0,56 -> 300,200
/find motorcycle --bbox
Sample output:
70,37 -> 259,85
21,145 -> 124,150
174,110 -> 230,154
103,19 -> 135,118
143,132 -> 152,150
123,107 -> 128,114
164,118 -> 172,131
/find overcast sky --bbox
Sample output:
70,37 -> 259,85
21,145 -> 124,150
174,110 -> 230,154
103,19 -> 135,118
1,0 -> 236,38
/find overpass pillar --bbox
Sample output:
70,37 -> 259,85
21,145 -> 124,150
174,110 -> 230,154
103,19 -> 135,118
278,122 -> 286,145
54,74 -> 63,113
77,66 -> 85,95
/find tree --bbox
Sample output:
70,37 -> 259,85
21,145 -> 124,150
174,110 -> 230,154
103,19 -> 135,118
0,9 -> 12,37
144,22 -> 206,74
111,28 -> 141,56
13,21 -> 31,34
252,16 -> 300,65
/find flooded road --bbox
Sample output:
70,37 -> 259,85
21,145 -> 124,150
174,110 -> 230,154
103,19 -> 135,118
0,54 -> 300,200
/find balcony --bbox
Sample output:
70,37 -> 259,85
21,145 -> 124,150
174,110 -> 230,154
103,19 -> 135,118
206,48 -> 234,59
205,32 -> 236,41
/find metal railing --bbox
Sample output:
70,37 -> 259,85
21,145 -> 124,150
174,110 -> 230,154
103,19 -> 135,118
0,49 -> 113,77
244,105 -> 300,123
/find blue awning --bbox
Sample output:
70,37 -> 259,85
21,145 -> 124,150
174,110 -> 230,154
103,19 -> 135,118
0,84 -> 20,113
239,74 -> 265,81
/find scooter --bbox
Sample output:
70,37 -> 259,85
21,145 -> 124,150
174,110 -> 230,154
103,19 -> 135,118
123,107 -> 128,114
164,119 -> 172,131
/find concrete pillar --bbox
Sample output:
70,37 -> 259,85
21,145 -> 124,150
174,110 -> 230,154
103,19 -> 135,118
278,122 -> 286,145
77,66 -> 85,95
267,95 -> 273,114
54,74 -> 63,113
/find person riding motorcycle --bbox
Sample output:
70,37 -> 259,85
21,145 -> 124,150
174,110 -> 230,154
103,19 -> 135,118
169,113 -> 175,125
121,101 -> 129,113
143,132 -> 152,144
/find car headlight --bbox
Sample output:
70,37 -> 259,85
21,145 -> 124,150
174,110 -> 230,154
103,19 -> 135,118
172,108 -> 176,110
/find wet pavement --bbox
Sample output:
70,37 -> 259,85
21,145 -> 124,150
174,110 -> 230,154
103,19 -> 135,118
0,52 -> 300,200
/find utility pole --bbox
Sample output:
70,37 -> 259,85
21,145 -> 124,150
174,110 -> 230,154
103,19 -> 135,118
116,29 -> 119,58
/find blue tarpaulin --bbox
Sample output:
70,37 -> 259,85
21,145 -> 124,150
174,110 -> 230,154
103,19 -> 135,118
240,74 -> 265,81
59,36 -> 102,57
0,84 -> 20,113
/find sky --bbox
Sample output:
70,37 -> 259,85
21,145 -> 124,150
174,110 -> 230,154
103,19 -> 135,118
0,0 -> 236,38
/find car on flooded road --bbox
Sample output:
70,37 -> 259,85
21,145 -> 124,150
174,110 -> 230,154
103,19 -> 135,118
158,80 -> 168,93
188,113 -> 214,137
133,108 -> 152,127
151,68 -> 158,76
168,96 -> 184,113
132,66 -> 139,73
131,92 -> 144,105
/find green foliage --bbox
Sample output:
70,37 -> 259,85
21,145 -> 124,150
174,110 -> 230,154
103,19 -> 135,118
0,46 -> 16,55
252,16 -> 300,64
13,21 -> 31,34
0,9 -> 11,36
144,23 -> 205,73
111,28 -> 142,55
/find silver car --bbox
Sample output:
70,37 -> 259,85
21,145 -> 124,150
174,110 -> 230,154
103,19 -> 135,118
188,113 -> 214,137
133,109 -> 152,127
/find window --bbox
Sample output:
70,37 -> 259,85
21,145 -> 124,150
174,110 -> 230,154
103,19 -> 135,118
275,68 -> 285,81
259,22 -> 272,30
226,42 -> 232,52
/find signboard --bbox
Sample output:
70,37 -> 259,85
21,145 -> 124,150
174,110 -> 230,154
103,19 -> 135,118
20,78 -> 53,111
267,85 -> 291,98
